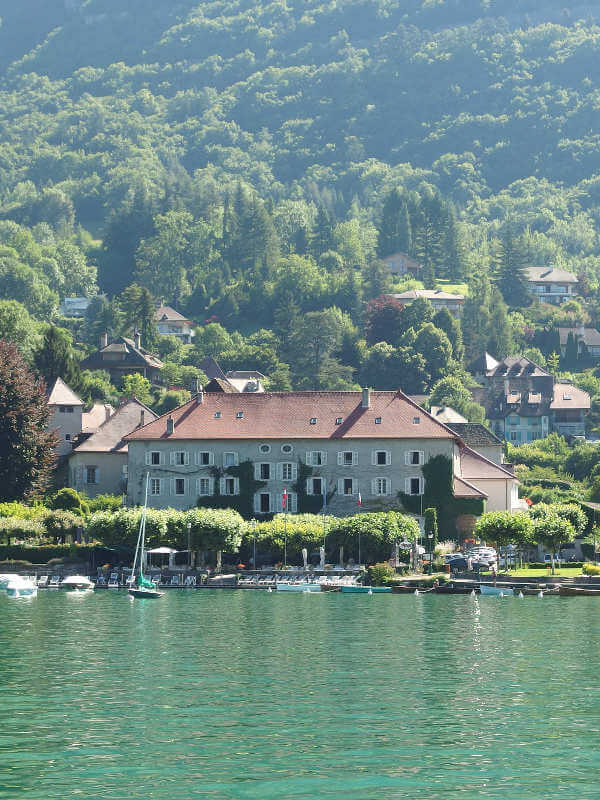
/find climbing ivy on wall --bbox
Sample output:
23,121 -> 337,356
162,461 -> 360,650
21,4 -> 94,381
292,460 -> 336,514
196,460 -> 266,519
399,454 -> 485,539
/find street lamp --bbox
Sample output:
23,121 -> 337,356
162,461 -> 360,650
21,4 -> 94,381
186,521 -> 192,570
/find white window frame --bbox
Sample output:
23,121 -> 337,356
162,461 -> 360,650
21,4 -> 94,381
254,491 -> 273,514
337,451 -> 358,466
196,477 -> 214,497
258,444 -> 271,455
146,450 -> 162,466
277,462 -> 297,481
195,451 -> 214,467
255,462 -> 272,481
171,477 -> 188,496
372,477 -> 391,496
280,491 -> 297,513
307,477 -> 325,496
405,450 -> 424,466
306,450 -> 327,466
170,450 -> 190,466
338,477 -> 357,496
85,465 -> 98,485
223,451 -> 239,467
220,476 -> 240,496
372,450 -> 391,466
281,444 -> 294,454
150,477 -> 162,496
405,476 -> 424,496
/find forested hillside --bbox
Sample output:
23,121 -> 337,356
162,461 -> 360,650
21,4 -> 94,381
2,0 -> 600,403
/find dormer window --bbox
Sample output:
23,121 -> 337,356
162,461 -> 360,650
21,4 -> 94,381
215,412 -> 221,419
236,411 -> 244,419
413,416 -> 420,424
310,418 -> 317,425
336,417 -> 343,425
375,417 -> 382,424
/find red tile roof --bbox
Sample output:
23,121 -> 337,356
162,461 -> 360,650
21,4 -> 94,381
125,391 -> 459,442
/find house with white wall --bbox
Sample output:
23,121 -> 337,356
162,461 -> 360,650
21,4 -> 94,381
526,267 -> 578,305
47,378 -> 84,456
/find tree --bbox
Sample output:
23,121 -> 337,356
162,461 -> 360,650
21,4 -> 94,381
532,513 -> 576,574
428,375 -> 485,422
0,340 -> 56,501
413,323 -> 453,385
433,307 -> 464,362
424,507 -> 438,560
474,511 -> 533,552
34,326 -> 81,390
495,224 -> 530,307
118,283 -> 158,350
563,331 -> 579,369
364,295 -> 405,346
487,288 -> 513,359
121,374 -> 152,406
377,189 -> 411,258
0,300 -> 41,360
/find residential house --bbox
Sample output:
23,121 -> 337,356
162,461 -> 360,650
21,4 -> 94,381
59,297 -> 92,317
381,252 -> 422,277
458,447 -> 527,512
430,406 -> 468,424
388,289 -> 464,318
47,377 -> 84,456
559,326 -> 600,360
525,266 -> 578,305
81,334 -> 163,386
469,355 -> 590,441
69,398 -> 158,498
225,371 -> 265,393
155,305 -> 196,344
199,359 -> 265,392
446,423 -> 505,465
124,389 -> 521,523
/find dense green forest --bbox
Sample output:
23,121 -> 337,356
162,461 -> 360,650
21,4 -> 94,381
2,0 -> 600,402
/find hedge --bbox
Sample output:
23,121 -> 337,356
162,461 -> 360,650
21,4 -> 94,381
0,544 -> 102,564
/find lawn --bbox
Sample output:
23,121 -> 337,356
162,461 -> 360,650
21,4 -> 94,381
504,568 -> 583,578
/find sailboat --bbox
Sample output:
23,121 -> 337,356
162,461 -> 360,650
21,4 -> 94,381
128,473 -> 163,599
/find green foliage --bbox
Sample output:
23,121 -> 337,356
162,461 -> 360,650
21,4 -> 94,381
120,373 -> 152,406
86,494 -> 123,513
326,512 -> 420,565
529,503 -> 588,535
583,563 -> 600,575
424,507 -> 438,552
0,517 -> 45,543
474,512 -> 533,548
367,562 -> 397,587
48,488 -> 90,516
43,510 -> 83,542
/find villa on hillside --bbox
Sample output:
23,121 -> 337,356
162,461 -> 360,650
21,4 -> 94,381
47,378 -> 85,456
525,266 -> 578,305
559,326 -> 600,360
388,289 -> 464,318
155,305 -> 196,344
81,333 -> 163,386
124,389 -> 522,527
381,252 -> 422,277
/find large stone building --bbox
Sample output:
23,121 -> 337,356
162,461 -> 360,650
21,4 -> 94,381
47,377 -> 85,456
124,389 -> 521,520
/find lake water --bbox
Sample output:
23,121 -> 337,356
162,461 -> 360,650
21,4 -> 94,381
1,590 -> 599,799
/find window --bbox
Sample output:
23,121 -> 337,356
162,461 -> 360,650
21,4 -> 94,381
277,462 -> 297,481
223,452 -> 238,467
338,478 -> 356,496
197,478 -> 213,497
259,444 -> 271,454
236,411 -> 244,419
372,450 -> 390,466
372,477 -> 390,496
255,462 -> 271,480
413,416 -> 420,425
149,451 -> 161,466
309,418 -> 317,425
338,451 -> 358,466
336,417 -> 343,425
281,463 -> 292,481
65,434 -> 71,441
510,430 -> 519,442
150,478 -> 162,496
257,492 -> 271,513
59,407 -> 66,413
174,478 -> 186,495
215,412 -> 222,419
171,451 -> 189,466
406,477 -> 423,496
85,466 -> 97,485
375,417 -> 382,424
308,477 -> 324,496
406,451 -> 424,466
281,492 -> 297,513
196,451 -> 213,466
221,477 -> 239,495
281,444 -> 293,454
306,451 -> 326,466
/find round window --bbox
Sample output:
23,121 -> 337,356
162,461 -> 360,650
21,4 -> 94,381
281,444 -> 293,454
259,444 -> 271,454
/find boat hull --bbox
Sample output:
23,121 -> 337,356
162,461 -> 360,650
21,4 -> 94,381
276,583 -> 321,592
128,588 -> 163,599
340,586 -> 391,593
480,585 -> 514,596
6,584 -> 37,598
559,586 -> 600,597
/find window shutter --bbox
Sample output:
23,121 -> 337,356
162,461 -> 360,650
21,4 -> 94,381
170,478 -> 176,495
95,468 -> 100,485
276,463 -> 282,480
196,478 -> 201,495
254,463 -> 261,481
291,463 -> 297,480
352,480 -> 357,495
419,451 -> 424,465
306,480 -> 313,496
386,451 -> 392,465
208,452 -> 214,466
254,493 -> 260,513
290,494 -> 297,513
386,479 -> 391,496
170,452 -> 175,466
219,478 -> 225,494
320,451 -> 327,465
371,451 -> 376,466
352,452 -> 358,465
305,452 -> 312,466
234,478 -> 240,495
337,452 -> 343,466
371,478 -> 377,495
75,466 -> 84,484
404,452 -> 410,466
420,477 -> 424,494
405,478 -> 411,494
194,451 -> 199,466
145,452 -> 151,466
338,478 -> 344,496
184,451 -> 190,466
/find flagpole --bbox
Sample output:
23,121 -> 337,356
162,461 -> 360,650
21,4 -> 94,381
283,487 -> 288,568
357,491 -> 362,566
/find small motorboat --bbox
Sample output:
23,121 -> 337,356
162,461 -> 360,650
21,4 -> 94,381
480,584 -> 514,597
6,576 -> 37,598
276,582 -> 321,592
340,585 -> 391,593
559,586 -> 600,597
62,575 -> 95,592
434,584 -> 478,594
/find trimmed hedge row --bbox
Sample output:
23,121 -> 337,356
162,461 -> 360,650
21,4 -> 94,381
527,561 -> 584,569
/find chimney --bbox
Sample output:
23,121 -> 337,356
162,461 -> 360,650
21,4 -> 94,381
105,405 -> 112,422
100,332 -> 108,349
361,387 -> 371,409
196,384 -> 204,404
140,409 -> 145,427
166,416 -> 174,435
134,330 -> 142,350
578,324 -> 585,339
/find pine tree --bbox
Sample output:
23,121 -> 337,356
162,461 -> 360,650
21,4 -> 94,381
413,189 -> 444,286
34,326 -> 81,390
487,288 -> 514,359
433,307 -> 465,363
310,204 -> 335,259
0,340 -> 56,501
462,269 -> 492,361
377,189 -> 412,257
495,223 -> 530,307
563,331 -> 579,369
440,205 -> 468,281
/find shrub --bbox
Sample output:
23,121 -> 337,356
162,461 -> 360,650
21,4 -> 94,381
48,488 -> 90,516
367,561 -> 397,586
527,561 -> 583,569
87,494 -> 123,513
583,563 -> 600,575
0,517 -> 45,543
43,510 -> 84,542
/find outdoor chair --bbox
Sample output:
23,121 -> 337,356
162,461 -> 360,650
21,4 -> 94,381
184,575 -> 196,587
108,572 -> 119,588
170,575 -> 180,587
96,575 -> 107,586
49,575 -> 60,588
37,575 -> 49,588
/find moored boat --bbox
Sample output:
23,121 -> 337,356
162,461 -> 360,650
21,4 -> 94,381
434,584 -> 478,594
6,576 -> 37,598
340,585 -> 391,593
128,473 -> 163,600
480,584 -> 514,597
62,575 -> 95,592
276,582 -> 321,592
559,586 -> 600,597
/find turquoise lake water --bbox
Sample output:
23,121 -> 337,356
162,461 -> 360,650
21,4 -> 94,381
1,589 -> 599,799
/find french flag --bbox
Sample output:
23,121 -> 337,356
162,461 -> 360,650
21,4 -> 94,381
282,488 -> 288,510
357,492 -> 362,507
